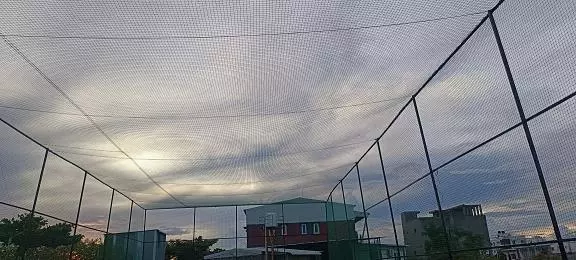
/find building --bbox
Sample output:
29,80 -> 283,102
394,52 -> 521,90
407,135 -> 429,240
401,204 -> 490,257
376,243 -> 407,259
203,247 -> 322,260
244,197 -> 406,260
244,197 -> 374,260
491,231 -> 553,260
103,229 -> 166,260
244,197 -> 365,249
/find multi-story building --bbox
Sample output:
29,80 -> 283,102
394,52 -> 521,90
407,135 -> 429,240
244,197 -> 364,249
401,204 -> 490,257
491,231 -> 553,260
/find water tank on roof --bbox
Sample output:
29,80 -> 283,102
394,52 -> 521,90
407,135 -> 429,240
265,212 -> 278,228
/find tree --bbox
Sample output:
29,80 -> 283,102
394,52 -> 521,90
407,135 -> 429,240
0,213 -> 83,259
165,236 -> 223,260
423,223 -> 496,260
72,238 -> 104,260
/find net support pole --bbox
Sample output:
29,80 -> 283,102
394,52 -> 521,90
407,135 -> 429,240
282,202 -> 286,257
413,97 -> 453,260
31,148 -> 49,216
235,205 -> 238,260
102,189 -> 115,260
376,140 -> 401,259
340,180 -> 357,260
69,171 -> 87,260
488,11 -> 568,260
125,200 -> 134,259
106,190 -> 115,234
142,209 -> 147,260
355,164 -> 370,243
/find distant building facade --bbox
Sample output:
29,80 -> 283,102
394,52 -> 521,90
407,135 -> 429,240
401,204 -> 490,257
244,197 -> 364,248
491,231 -> 553,260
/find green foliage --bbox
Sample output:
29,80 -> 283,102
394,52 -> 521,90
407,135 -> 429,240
165,236 -> 223,260
423,223 -> 494,260
72,238 -> 104,260
0,213 -> 83,259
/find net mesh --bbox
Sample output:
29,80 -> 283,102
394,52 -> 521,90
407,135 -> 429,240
0,0 -> 495,208
1,0 -> 576,259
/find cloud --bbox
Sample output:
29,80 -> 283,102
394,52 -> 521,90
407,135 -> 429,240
0,0 -> 575,248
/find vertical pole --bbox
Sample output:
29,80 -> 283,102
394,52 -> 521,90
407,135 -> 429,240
142,209 -> 147,260
193,207 -> 196,239
69,171 -> 87,260
355,164 -> 370,242
376,140 -> 401,259
340,180 -> 356,260
413,97 -> 453,260
329,195 -> 336,241
103,189 -> 115,260
125,201 -> 134,260
193,207 -> 196,253
282,202 -> 286,259
31,148 -> 49,215
488,12 -> 568,260
236,205 -> 238,260
106,190 -> 115,233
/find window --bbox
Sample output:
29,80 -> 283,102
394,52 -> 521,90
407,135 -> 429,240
313,223 -> 320,234
281,224 -> 287,236
300,224 -> 308,234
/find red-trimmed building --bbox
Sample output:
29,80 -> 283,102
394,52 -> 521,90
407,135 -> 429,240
243,198 -> 365,251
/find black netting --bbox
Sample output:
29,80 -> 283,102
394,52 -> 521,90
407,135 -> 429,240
34,153 -> 84,223
1,0 -> 576,259
107,193 -> 132,234
0,123 -> 45,209
77,175 -> 113,232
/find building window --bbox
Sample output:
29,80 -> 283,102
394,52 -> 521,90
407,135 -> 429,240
281,224 -> 287,236
313,223 -> 320,234
301,224 -> 308,234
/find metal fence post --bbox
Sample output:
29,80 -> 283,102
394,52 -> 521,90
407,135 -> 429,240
340,180 -> 357,260
31,148 -> 49,216
355,164 -> 370,243
125,200 -> 134,260
413,97 -> 453,260
69,171 -> 87,260
282,202 -> 286,258
102,189 -> 115,260
488,11 -> 568,260
192,207 -> 196,240
106,190 -> 115,234
376,140 -> 402,259
142,209 -> 147,260
235,205 -> 238,260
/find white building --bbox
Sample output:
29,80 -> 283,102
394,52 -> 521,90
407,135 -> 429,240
491,231 -> 553,260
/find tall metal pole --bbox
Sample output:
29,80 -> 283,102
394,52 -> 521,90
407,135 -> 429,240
282,202 -> 286,258
125,201 -> 134,260
235,205 -> 238,260
376,140 -> 401,259
340,180 -> 357,260
102,189 -> 115,260
193,207 -> 196,239
413,97 -> 453,260
69,171 -> 87,260
106,190 -> 115,233
31,148 -> 49,215
488,12 -> 568,260
142,209 -> 147,260
355,164 -> 370,242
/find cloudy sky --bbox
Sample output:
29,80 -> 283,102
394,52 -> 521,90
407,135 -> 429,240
0,0 -> 575,249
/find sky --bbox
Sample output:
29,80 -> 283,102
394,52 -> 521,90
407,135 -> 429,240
0,0 -> 576,249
